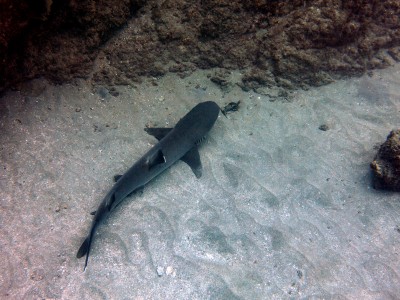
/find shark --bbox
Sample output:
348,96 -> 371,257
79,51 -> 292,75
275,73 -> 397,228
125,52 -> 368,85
77,101 -> 220,270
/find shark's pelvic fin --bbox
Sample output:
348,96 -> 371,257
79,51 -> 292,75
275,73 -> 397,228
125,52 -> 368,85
181,146 -> 203,178
134,185 -> 145,195
77,237 -> 90,259
144,127 -> 173,141
122,186 -> 143,199
114,174 -> 123,182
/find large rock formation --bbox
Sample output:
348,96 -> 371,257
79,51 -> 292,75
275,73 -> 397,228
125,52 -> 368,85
1,0 -> 400,92
0,0 -> 145,90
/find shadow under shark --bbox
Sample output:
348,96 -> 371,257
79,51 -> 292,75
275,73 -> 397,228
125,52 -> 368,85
77,101 -> 220,270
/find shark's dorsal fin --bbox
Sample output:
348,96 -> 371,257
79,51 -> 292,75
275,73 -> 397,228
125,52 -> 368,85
181,146 -> 203,178
146,149 -> 166,170
144,127 -> 173,141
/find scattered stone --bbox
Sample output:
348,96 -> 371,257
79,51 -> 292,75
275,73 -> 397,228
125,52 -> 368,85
210,76 -> 229,87
319,124 -> 330,131
96,86 -> 111,100
388,47 -> 400,62
109,87 -> 120,97
370,129 -> 400,192
156,266 -> 164,277
109,123 -> 118,129
165,266 -> 176,277
210,70 -> 232,92
30,269 -> 44,281
221,101 -> 240,116
93,124 -> 103,133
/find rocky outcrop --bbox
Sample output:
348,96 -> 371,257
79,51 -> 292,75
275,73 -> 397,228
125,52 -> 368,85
371,130 -> 400,192
1,0 -> 400,92
0,0 -> 145,90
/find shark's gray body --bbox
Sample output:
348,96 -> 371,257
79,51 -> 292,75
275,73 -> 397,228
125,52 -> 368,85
77,101 -> 220,270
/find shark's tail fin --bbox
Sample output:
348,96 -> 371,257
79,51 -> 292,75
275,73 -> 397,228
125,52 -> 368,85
77,226 -> 95,271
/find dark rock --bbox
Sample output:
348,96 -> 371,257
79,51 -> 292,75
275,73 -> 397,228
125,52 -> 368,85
0,0 -> 145,91
221,101 -> 240,116
96,86 -> 111,100
319,124 -> 330,131
209,70 -> 232,91
370,130 -> 400,192
388,47 -> 400,62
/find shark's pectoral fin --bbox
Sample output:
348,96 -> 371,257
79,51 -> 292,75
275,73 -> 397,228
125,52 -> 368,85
134,185 -> 145,196
125,185 -> 144,198
114,174 -> 123,182
181,146 -> 203,178
146,149 -> 166,170
144,127 -> 173,141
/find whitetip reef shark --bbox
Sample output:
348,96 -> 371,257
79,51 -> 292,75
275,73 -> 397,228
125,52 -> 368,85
77,101 -> 220,270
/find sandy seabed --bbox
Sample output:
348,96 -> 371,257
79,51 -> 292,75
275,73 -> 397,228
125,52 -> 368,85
0,65 -> 399,299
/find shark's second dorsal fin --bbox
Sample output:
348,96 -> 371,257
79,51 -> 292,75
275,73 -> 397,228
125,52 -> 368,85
147,149 -> 166,170
181,146 -> 203,178
144,127 -> 173,141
